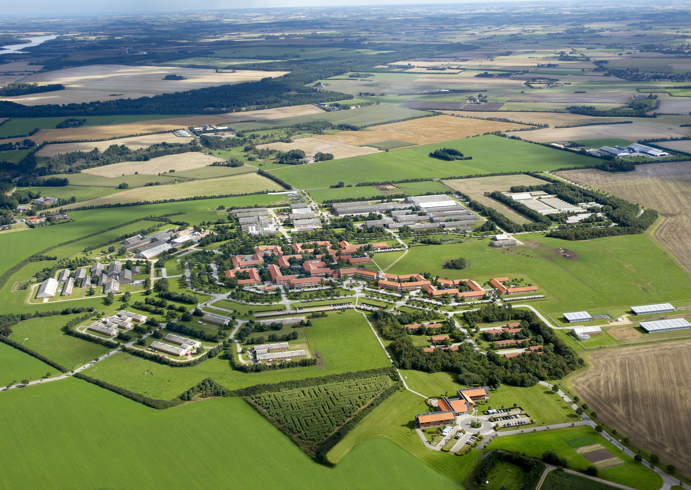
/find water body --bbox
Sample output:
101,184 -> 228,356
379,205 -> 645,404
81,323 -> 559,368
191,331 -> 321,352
0,35 -> 58,55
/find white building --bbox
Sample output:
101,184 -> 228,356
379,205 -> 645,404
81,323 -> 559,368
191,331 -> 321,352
36,278 -> 59,299
256,349 -> 306,362
571,325 -> 602,340
627,143 -> 669,157
631,303 -> 675,315
150,341 -> 193,356
563,311 -> 592,323
165,333 -> 201,350
640,318 -> 691,333
88,323 -> 118,336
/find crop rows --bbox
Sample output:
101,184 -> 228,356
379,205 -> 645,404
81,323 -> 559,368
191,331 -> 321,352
250,376 -> 390,443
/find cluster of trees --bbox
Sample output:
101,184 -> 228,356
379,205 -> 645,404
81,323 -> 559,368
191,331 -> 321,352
178,378 -> 229,401
0,83 -> 64,97
167,321 -> 221,343
442,257 -> 467,270
0,138 -> 35,151
55,118 -> 86,129
74,373 -> 182,409
429,148 -> 469,161
246,330 -> 299,344
276,149 -> 307,165
16,176 -> 70,187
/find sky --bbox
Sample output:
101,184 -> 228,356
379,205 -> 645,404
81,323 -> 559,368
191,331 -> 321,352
4,0 -> 529,17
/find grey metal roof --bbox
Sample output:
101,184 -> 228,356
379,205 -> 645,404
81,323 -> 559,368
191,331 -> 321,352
631,303 -> 675,314
563,311 -> 592,321
639,318 -> 691,332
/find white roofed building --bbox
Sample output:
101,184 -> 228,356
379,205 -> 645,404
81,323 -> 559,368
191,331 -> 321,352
37,278 -> 59,299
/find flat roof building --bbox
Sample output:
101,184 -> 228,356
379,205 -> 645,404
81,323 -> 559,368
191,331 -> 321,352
37,278 -> 59,299
631,303 -> 675,315
571,326 -> 602,339
640,318 -> 691,333
150,341 -> 193,357
564,311 -> 592,323
88,323 -> 118,336
256,349 -> 306,362
165,333 -> 201,349
202,314 -> 230,326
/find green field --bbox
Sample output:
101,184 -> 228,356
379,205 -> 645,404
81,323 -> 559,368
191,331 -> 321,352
386,234 -> 691,315
487,427 -> 662,490
9,315 -> 111,369
0,378 -> 459,489
486,462 -> 528,490
328,389 -> 483,482
0,342 -> 55,387
0,149 -> 31,163
0,114 -> 199,138
229,104 -> 426,132
58,172 -> 182,188
32,184 -> 120,202
270,135 -> 601,188
83,310 -> 389,398
542,470 -> 620,490
373,251 -> 407,270
307,180 -> 448,201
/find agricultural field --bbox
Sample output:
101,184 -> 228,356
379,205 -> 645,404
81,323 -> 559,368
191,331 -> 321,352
257,137 -> 381,159
0,342 -> 54,387
443,174 -> 548,225
270,135 -> 600,188
317,115 -> 528,147
541,470 -> 625,490
655,139 -> 691,154
574,341 -> 691,474
4,65 -> 288,106
82,152 -> 225,177
56,172 -> 181,188
82,310 -> 390,398
520,121 -> 689,144
62,173 -> 282,208
245,374 -> 392,457
486,462 -> 527,490
0,378 -> 458,489
386,234 -> 691,316
36,133 -> 195,158
8,315 -> 112,370
559,162 -> 691,273
487,427 -> 662,490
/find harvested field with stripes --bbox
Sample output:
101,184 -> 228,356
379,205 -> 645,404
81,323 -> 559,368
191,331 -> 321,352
82,152 -> 225,177
36,133 -> 194,157
258,137 -> 380,160
574,340 -> 691,474
559,162 -> 691,273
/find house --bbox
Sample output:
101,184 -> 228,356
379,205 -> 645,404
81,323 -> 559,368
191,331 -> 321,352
459,386 -> 489,402
631,303 -> 675,315
58,269 -> 71,283
232,254 -> 264,268
490,277 -> 538,295
135,242 -> 171,259
430,335 -> 450,344
104,279 -> 120,294
91,263 -> 105,276
32,197 -> 58,206
627,143 -> 669,157
36,278 -> 58,299
107,261 -> 122,278
15,205 -> 32,213
150,341 -> 194,356
254,342 -> 289,356
571,325 -> 602,340
225,268 -> 261,285
415,412 -> 456,428
405,194 -> 457,211
118,310 -> 147,322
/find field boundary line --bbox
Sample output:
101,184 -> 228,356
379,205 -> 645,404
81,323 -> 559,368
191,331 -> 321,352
645,215 -> 691,279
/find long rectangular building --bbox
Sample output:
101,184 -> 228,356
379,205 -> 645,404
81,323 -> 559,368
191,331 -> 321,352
256,349 -> 306,362
640,318 -> 691,333
563,311 -> 591,323
150,341 -> 193,357
631,303 -> 675,315
88,323 -> 118,336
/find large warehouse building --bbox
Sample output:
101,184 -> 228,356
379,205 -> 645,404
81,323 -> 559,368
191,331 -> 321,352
639,318 -> 691,333
36,278 -> 59,299
563,311 -> 592,323
631,303 -> 675,315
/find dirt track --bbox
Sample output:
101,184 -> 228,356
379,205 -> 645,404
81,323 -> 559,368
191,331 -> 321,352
574,341 -> 691,474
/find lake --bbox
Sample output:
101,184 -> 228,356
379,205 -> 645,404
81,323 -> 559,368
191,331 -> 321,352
0,35 -> 58,54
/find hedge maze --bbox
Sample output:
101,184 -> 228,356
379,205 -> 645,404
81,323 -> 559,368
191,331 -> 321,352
247,375 -> 392,457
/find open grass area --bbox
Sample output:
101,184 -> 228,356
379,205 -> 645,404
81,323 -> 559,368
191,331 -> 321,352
0,342 -> 55,387
328,389 -> 483,483
387,234 -> 691,316
373,251 -> 406,271
9,315 -> 111,370
486,461 -> 527,490
486,384 -> 578,427
83,310 -> 389,398
0,378 -> 459,489
270,135 -> 600,188
487,427 -> 662,490
32,184 -> 120,202
541,470 -> 620,490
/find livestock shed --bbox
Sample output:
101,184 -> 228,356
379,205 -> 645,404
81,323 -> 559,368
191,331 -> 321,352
639,318 -> 691,333
202,314 -> 230,326
631,303 -> 675,315
563,311 -> 592,323
36,278 -> 59,299
571,325 -> 602,340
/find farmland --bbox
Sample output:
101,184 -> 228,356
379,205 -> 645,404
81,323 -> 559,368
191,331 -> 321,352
307,180 -> 448,202
82,152 -> 225,177
316,114 -> 528,147
62,173 -> 282,208
0,342 -> 54,387
574,341 -> 691,474
4,65 -> 288,106
0,378 -> 459,489
443,173 -> 549,225
270,135 -> 600,188
36,133 -> 195,158
258,137 -> 381,159
559,162 -> 691,273
520,121 -> 689,144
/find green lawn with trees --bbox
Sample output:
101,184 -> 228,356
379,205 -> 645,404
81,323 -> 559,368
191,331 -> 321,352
0,342 -> 55,387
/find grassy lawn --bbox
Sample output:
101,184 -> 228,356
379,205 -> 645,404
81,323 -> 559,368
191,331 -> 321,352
0,342 -> 55,386
385,234 -> 691,316
398,370 -> 464,398
542,470 -> 620,490
0,378 -> 459,489
487,427 -> 662,490
83,310 -> 389,398
485,384 -> 578,427
33,185 -> 120,203
373,251 -> 407,270
328,389 -> 483,483
487,461 -> 527,490
213,299 -> 285,317
271,135 -> 600,188
9,314 -> 112,370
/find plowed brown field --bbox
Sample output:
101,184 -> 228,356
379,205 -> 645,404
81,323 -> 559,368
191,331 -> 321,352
315,115 -> 527,147
559,163 -> 691,273
574,341 -> 691,474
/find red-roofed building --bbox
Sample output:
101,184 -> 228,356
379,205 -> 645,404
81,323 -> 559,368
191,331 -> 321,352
430,335 -> 450,344
254,245 -> 283,256
232,254 -> 264,269
289,277 -> 322,288
423,347 -> 435,353
405,324 -> 422,330
347,256 -> 372,265
490,277 -> 538,295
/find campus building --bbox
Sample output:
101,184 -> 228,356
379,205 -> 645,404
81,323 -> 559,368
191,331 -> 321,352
631,303 -> 675,315
150,341 -> 195,357
639,318 -> 691,333
490,277 -> 538,295
36,278 -> 59,299
563,311 -> 592,323
571,325 -> 602,340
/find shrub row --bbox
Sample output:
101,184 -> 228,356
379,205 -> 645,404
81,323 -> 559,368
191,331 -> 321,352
121,343 -> 224,367
0,334 -> 69,373
74,373 -> 182,409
